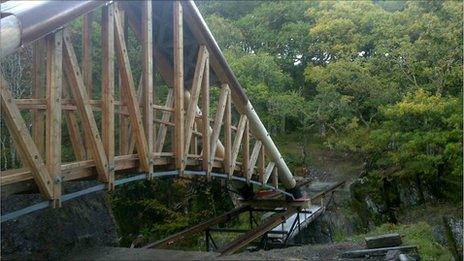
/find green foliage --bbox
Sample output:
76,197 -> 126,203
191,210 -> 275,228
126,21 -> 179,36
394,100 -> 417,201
109,178 -> 234,247
202,0 -> 462,209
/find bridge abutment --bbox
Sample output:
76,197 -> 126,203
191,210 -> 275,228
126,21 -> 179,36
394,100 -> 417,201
1,181 -> 118,259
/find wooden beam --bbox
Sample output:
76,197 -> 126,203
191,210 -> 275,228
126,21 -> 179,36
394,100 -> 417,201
127,75 -> 143,154
365,233 -> 402,249
114,7 -> 150,172
193,122 -> 199,155
184,45 -> 208,158
272,167 -> 279,189
142,0 -> 154,174
45,31 -> 63,207
243,119 -> 250,183
118,6 -> 129,155
201,57 -> 210,178
258,144 -> 265,185
262,162 -> 275,185
62,29 -> 109,182
209,85 -> 229,171
83,12 -> 93,96
154,89 -> 173,153
82,12 -> 93,160
32,38 -> 46,156
224,88 -> 232,178
173,1 -> 185,174
102,4 -> 115,188
247,140 -> 262,181
230,115 -> 246,173
0,74 -> 53,199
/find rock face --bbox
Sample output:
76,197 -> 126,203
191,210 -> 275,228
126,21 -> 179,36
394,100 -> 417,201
443,216 -> 463,260
298,190 -> 363,244
1,181 -> 119,259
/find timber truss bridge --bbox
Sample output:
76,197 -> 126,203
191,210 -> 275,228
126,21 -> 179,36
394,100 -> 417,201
0,1 -> 344,255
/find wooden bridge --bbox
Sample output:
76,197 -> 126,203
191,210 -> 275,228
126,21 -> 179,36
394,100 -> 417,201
0,1 -> 342,255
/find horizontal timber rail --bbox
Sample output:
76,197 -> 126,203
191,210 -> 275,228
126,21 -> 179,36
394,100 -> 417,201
0,171 -> 293,223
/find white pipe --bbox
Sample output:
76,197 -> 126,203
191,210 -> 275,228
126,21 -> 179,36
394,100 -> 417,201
243,101 -> 296,188
0,15 -> 21,59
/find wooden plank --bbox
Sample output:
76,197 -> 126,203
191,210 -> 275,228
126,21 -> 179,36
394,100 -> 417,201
342,246 -> 418,258
32,38 -> 46,156
184,45 -> 208,158
0,74 -> 53,199
201,57 -> 210,178
154,89 -> 173,153
209,85 -> 229,172
173,1 -> 185,174
262,162 -> 275,185
365,233 -> 402,249
142,0 -> 154,174
114,7 -> 150,172
247,140 -> 262,181
62,29 -> 109,182
224,88 -> 232,178
102,3 -> 115,188
230,115 -> 246,173
45,31 -> 63,207
243,119 -> 250,183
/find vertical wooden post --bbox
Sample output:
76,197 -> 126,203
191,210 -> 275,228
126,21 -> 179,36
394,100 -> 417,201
193,122 -> 198,155
142,0 -> 154,174
173,1 -> 185,175
118,6 -> 129,155
224,91 -> 232,179
102,4 -> 115,189
201,56 -> 210,179
45,31 -> 63,207
83,13 -> 93,96
243,119 -> 250,183
32,39 -> 46,156
82,12 -> 93,160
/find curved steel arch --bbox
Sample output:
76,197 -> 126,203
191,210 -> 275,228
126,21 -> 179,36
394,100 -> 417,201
1,170 -> 292,223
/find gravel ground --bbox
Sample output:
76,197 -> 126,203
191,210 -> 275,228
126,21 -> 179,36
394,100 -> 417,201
69,242 -> 365,260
